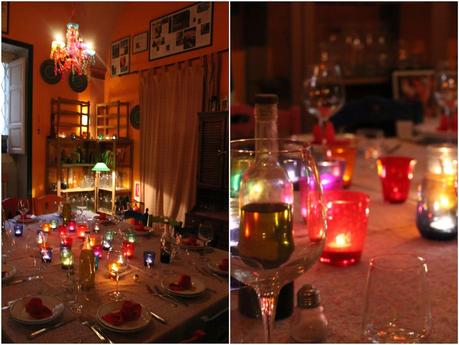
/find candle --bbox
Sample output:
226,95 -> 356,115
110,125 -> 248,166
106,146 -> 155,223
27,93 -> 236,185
60,235 -> 73,249
14,224 -> 23,237
316,159 -> 346,191
37,231 -> 48,248
58,225 -> 67,236
89,235 -> 97,247
122,241 -> 135,258
41,223 -> 51,233
102,239 -> 112,251
109,262 -> 120,277
50,219 -> 58,230
68,220 -> 76,232
60,247 -> 73,269
41,247 -> 53,263
93,244 -> 103,258
326,139 -> 357,188
77,223 -> 89,239
94,222 -> 100,233
124,231 -> 136,244
320,191 -> 370,266
143,251 -> 155,267
104,231 -> 114,241
377,156 -> 416,203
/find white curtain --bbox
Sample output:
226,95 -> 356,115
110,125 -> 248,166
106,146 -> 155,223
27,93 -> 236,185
139,63 -> 204,222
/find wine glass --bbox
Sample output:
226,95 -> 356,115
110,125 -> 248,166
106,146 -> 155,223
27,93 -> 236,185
106,249 -> 128,301
303,62 -> 345,130
198,223 -> 214,248
17,199 -> 30,219
434,62 -> 457,117
76,195 -> 88,221
2,224 -> 16,261
230,139 -> 326,342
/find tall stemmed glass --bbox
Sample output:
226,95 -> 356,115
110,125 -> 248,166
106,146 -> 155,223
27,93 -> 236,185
107,249 -> 128,301
231,139 -> 326,343
17,199 -> 30,219
303,62 -> 345,132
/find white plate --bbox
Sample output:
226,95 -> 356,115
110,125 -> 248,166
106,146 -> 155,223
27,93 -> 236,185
15,216 -> 37,224
10,295 -> 64,325
2,264 -> 16,282
208,261 -> 229,276
132,227 -> 156,236
162,275 -> 206,297
180,237 -> 205,251
97,301 -> 151,333
414,119 -> 458,140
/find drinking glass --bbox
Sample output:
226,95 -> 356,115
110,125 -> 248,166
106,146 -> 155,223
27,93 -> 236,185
303,62 -> 345,129
198,223 -> 214,247
76,194 -> 88,220
362,254 -> 431,343
17,199 -> 29,218
231,139 -> 326,342
2,223 -> 16,260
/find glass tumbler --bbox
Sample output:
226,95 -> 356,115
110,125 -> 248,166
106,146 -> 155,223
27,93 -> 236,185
377,156 -> 416,203
362,254 -> 431,343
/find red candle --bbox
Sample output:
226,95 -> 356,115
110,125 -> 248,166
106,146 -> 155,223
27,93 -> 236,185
68,220 -> 76,232
320,191 -> 370,266
60,235 -> 73,249
377,156 -> 416,203
122,241 -> 135,258
58,225 -> 67,236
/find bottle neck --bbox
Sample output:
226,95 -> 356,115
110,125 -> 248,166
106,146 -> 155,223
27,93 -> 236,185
254,103 -> 279,162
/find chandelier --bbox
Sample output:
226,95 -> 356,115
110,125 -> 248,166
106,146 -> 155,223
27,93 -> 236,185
50,22 -> 95,76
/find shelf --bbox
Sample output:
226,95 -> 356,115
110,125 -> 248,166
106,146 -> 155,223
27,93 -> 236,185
97,114 -> 119,118
62,163 -> 95,168
60,187 -> 95,193
52,110 -> 86,116
342,76 -> 390,86
99,187 -> 130,193
98,207 -> 113,214
97,126 -> 117,129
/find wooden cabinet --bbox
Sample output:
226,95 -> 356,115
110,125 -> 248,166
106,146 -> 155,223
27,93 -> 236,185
186,111 -> 228,250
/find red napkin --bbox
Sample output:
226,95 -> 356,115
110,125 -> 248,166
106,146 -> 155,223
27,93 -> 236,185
102,301 -> 141,326
134,223 -> 145,232
218,258 -> 229,271
183,236 -> 198,246
25,298 -> 52,319
97,213 -> 107,220
438,114 -> 458,132
312,123 -> 336,144
169,275 -> 192,291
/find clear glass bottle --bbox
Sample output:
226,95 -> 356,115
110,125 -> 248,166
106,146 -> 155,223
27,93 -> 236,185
79,235 -> 95,290
291,284 -> 328,343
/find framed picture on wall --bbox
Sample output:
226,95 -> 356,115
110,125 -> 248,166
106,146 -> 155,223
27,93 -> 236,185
132,31 -> 148,54
2,2 -> 9,34
392,70 -> 436,118
149,2 -> 213,61
111,36 -> 130,76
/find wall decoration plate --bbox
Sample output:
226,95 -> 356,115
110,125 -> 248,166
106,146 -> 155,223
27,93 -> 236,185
130,105 -> 140,129
40,59 -> 62,84
69,73 -> 88,93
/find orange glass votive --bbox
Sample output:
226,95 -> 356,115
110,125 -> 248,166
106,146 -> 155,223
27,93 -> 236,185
377,156 -> 416,203
326,140 -> 357,188
41,223 -> 51,233
320,191 -> 370,266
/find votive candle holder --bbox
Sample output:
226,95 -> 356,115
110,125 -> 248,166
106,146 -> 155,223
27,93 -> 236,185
68,220 -> 76,232
122,241 -> 135,258
14,224 -> 23,237
377,156 -> 416,203
41,247 -> 53,263
41,223 -> 51,233
143,250 -> 155,267
93,244 -> 103,258
320,191 -> 370,266
60,247 -> 73,269
50,219 -> 58,231
316,159 -> 346,191
326,140 -> 357,188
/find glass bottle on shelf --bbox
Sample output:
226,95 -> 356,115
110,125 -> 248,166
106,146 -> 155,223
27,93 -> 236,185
236,94 -> 295,321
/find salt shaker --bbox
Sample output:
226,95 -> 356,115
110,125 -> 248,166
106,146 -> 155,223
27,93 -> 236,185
290,284 -> 328,343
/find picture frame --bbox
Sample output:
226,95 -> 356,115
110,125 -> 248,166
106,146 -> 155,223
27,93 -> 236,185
111,36 -> 130,76
392,70 -> 436,117
2,2 -> 9,34
149,2 -> 213,61
132,31 -> 148,54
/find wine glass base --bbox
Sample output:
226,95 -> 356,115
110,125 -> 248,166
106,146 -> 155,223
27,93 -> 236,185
106,290 -> 126,301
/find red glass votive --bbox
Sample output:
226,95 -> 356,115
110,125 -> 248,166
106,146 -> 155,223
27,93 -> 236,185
68,220 -> 76,232
60,235 -> 73,249
377,156 -> 416,203
326,140 -> 357,188
320,191 -> 370,266
122,241 -> 135,258
93,244 -> 103,258
77,223 -> 89,239
58,225 -> 67,236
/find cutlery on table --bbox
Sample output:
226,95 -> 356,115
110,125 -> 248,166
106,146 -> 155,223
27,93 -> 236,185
196,265 -> 223,282
154,285 -> 189,307
82,320 -> 107,343
2,297 -> 23,310
146,284 -> 178,307
149,311 -> 167,324
7,275 -> 42,285
28,318 -> 76,339
93,322 -> 114,344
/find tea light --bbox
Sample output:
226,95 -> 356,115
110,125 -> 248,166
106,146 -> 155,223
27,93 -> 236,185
37,231 -> 47,247
89,235 -> 98,247
320,191 -> 370,266
68,220 -> 76,232
125,231 -> 136,244
143,251 -> 155,267
109,262 -> 120,277
102,239 -> 112,251
93,244 -> 103,258
94,222 -> 100,233
41,247 -> 53,263
122,241 -> 135,258
60,235 -> 73,249
326,140 -> 357,188
316,159 -> 346,191
50,219 -> 58,230
60,247 -> 73,269
377,156 -> 416,203
41,223 -> 51,233
14,224 -> 23,237
77,223 -> 89,239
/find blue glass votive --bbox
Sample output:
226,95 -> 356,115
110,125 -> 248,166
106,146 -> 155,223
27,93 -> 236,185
14,224 -> 23,237
143,251 -> 155,267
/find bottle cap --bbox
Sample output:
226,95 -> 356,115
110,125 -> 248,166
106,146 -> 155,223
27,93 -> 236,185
255,94 -> 279,105
297,284 -> 320,308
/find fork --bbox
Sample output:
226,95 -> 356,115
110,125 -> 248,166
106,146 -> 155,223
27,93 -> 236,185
145,284 -> 178,307
154,285 -> 189,307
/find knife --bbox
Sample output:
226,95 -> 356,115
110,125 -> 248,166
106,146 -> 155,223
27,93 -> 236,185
81,320 -> 106,343
154,285 -> 189,307
7,275 -> 42,285
28,318 -> 76,339
145,284 -> 178,307
2,297 -> 22,310
150,311 -> 167,325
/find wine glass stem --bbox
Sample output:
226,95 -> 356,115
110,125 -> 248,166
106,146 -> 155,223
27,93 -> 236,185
257,289 -> 279,343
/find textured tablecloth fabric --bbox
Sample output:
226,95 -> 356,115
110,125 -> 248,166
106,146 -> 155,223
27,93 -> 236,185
2,218 -> 228,343
231,139 -> 458,343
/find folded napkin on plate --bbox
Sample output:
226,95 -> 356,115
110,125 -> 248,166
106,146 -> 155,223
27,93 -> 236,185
169,275 -> 193,291
134,223 -> 145,232
102,301 -> 141,326
218,258 -> 229,271
183,236 -> 201,246
25,298 -> 53,319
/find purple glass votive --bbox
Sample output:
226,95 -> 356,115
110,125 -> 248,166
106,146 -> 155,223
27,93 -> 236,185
317,159 -> 346,191
14,224 -> 23,237
143,251 -> 155,267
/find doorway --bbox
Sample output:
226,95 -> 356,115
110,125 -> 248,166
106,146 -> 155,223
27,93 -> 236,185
1,38 -> 33,199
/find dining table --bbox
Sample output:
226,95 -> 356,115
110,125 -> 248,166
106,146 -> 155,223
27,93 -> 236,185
230,136 -> 458,343
2,214 -> 229,343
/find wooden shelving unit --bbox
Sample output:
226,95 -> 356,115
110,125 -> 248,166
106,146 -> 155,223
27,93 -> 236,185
51,98 -> 90,138
95,101 -> 130,139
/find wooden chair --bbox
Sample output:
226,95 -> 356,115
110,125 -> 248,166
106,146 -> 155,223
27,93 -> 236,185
33,195 -> 62,215
2,197 -> 18,219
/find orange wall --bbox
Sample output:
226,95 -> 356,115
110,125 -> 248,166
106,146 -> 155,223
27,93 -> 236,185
3,2 -> 105,196
4,2 -> 228,198
105,2 -> 229,192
